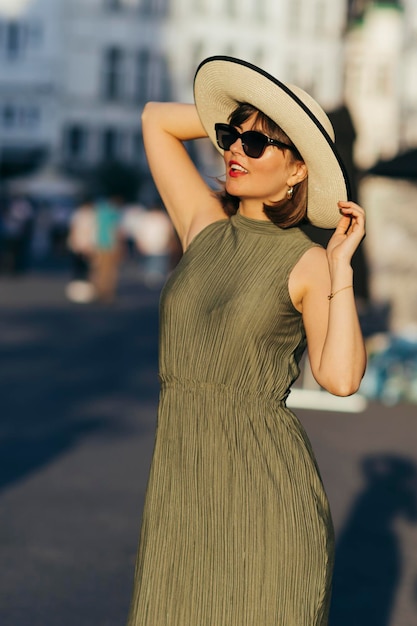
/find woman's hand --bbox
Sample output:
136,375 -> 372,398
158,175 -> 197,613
326,201 -> 366,264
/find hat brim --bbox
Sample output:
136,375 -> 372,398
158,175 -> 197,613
193,56 -> 351,229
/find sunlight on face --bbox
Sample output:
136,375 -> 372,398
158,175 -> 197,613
223,115 -> 299,215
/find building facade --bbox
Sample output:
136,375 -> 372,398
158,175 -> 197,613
344,0 -> 417,169
60,0 -> 170,176
167,0 -> 348,111
2,1 -> 417,183
0,0 -> 349,194
0,0 -> 170,181
0,0 -> 64,175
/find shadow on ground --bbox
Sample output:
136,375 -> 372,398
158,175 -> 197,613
0,280 -> 160,492
330,454 -> 417,626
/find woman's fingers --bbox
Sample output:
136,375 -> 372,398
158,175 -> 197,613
337,202 -> 365,235
327,201 -> 366,261
338,201 -> 366,225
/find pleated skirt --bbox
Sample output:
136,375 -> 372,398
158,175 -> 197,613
127,383 -> 334,626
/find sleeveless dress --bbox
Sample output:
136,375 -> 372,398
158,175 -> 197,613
127,212 -> 335,626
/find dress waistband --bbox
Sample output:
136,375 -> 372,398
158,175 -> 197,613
159,375 -> 289,406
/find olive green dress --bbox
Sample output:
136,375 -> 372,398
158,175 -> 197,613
127,212 -> 335,626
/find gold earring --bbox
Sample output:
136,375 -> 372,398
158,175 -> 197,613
287,186 -> 294,199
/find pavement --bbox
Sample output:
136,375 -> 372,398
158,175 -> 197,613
0,264 -> 416,626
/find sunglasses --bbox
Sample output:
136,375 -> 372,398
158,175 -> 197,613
215,123 -> 296,159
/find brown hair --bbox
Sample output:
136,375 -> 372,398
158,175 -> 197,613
218,102 -> 309,228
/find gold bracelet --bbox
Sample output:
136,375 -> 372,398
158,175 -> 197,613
328,285 -> 353,300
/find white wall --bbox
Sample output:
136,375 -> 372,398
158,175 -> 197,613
344,5 -> 404,169
167,0 -> 348,112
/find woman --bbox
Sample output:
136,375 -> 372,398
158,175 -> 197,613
127,56 -> 366,626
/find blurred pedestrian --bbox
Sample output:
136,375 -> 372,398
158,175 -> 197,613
49,201 -> 72,258
133,205 -> 175,287
30,202 -> 52,264
65,197 -> 96,303
91,195 -> 123,303
120,202 -> 146,261
0,195 -> 34,275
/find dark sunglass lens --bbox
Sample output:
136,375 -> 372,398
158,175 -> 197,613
221,132 -> 234,150
242,131 -> 267,158
215,125 -> 237,151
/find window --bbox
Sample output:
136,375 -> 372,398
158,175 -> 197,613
140,0 -> 153,15
1,104 -> 40,130
19,106 -> 40,129
136,50 -> 163,102
27,21 -> 43,48
0,20 -> 34,59
133,130 -> 144,161
117,130 -> 128,160
2,105 -> 16,128
102,128 -> 118,160
155,55 -> 171,101
143,0 -> 168,16
135,49 -> 150,103
157,0 -> 169,16
66,125 -> 88,159
103,46 -> 125,101
134,50 -> 170,103
6,21 -> 22,59
104,0 -> 123,10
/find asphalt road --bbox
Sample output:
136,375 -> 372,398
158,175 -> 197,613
0,266 -> 416,626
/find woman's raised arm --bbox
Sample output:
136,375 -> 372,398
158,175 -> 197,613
141,102 -> 225,249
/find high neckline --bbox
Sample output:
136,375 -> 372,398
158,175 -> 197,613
232,211 -> 285,235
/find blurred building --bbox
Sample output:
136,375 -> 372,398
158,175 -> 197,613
345,0 -> 417,169
0,0 -> 170,184
344,0 -> 417,333
61,0 -> 170,181
0,0 -> 62,177
0,0 -> 349,190
168,0 -> 347,110
361,175 -> 417,333
1,0 -> 417,180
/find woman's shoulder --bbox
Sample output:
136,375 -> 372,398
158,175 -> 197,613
280,225 -> 323,261
288,238 -> 328,312
290,241 -> 328,292
294,237 -> 326,265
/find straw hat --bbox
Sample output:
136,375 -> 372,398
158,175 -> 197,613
193,56 -> 351,229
